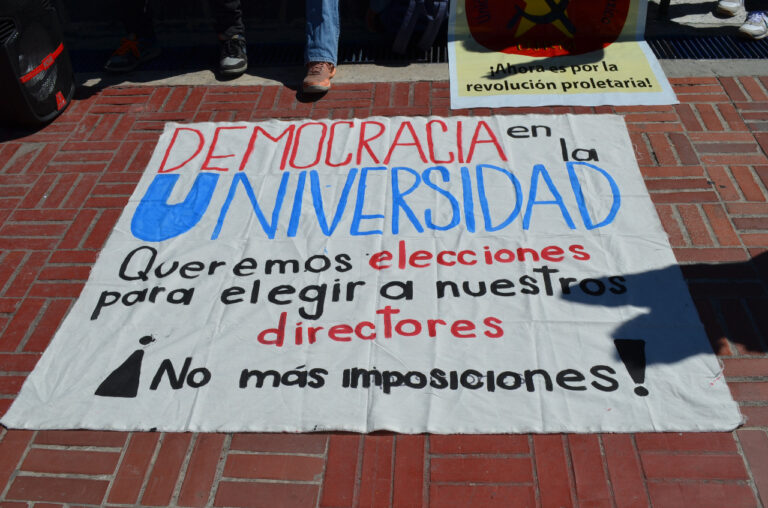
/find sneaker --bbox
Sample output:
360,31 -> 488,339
739,11 -> 768,39
716,0 -> 743,17
302,62 -> 336,93
104,35 -> 160,73
219,34 -> 248,76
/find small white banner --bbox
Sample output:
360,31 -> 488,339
2,115 -> 740,433
448,0 -> 677,108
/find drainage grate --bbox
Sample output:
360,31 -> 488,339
69,34 -> 767,73
647,34 -> 768,59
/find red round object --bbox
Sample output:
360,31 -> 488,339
465,0 -> 631,57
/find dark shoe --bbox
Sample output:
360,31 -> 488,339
104,35 -> 160,73
302,61 -> 336,93
219,35 -> 248,76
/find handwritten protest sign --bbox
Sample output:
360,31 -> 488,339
448,0 -> 677,108
2,116 -> 740,433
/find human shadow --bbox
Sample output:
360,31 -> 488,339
560,251 -> 768,366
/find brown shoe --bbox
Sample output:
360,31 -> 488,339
303,61 -> 336,93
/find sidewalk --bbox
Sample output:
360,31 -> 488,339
0,72 -> 766,506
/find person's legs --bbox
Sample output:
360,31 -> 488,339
121,0 -> 155,40
741,0 -> 768,38
211,0 -> 245,38
303,0 -> 340,92
210,0 -> 248,76
105,0 -> 160,72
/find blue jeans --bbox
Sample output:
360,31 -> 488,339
305,0 -> 340,65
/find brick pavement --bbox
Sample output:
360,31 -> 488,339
0,76 -> 766,507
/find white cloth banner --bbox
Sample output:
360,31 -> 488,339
3,115 -> 741,433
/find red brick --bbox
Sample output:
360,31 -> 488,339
668,132 -> 699,165
719,77 -> 749,102
533,434 -> 573,508
0,251 -> 25,290
0,398 -> 11,417
21,449 -> 120,475
393,435 -> 424,507
674,248 -> 748,263
743,233 -> 768,246
358,435 -> 394,508
678,204 -> 712,245
320,434 -> 360,507
28,282 -> 84,298
83,209 -> 121,249
736,429 -> 768,504
628,133 -> 653,166
24,299 -> 71,352
647,482 -> 756,508
34,430 -> 127,447
740,76 -> 768,101
648,133 -> 677,165
0,430 -> 33,494
602,434 -> 648,508
695,142 -> 759,153
214,481 -> 318,508
635,432 -> 737,453
0,223 -> 68,238
569,434 -> 611,508
0,377 -> 26,395
431,456 -> 532,483
0,353 -> 39,372
229,433 -> 326,453
717,103 -> 749,131
707,165 -> 741,201
177,433 -> 226,507
224,454 -> 324,481
650,191 -> 719,203
430,434 -> 528,454
142,433 -> 192,506
655,204 -> 685,246
1,298 -> 45,351
429,485 -> 535,508
59,209 -> 98,249
6,477 -> 108,505
702,204 -> 740,246
108,432 -> 160,504
641,452 -> 748,480
729,381 -> 768,402
6,252 -> 48,297
742,406 -> 768,427
732,166 -> 767,201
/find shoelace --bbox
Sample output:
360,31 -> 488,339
746,11 -> 767,23
114,37 -> 140,58
307,62 -> 331,76
223,38 -> 244,58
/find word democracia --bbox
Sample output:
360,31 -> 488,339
130,122 -> 621,242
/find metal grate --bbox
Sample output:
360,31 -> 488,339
68,34 -> 768,73
647,35 -> 768,59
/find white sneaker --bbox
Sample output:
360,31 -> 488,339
716,0 -> 743,16
739,11 -> 768,39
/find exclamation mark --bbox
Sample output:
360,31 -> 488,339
614,339 -> 649,396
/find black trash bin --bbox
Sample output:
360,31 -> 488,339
0,0 -> 75,127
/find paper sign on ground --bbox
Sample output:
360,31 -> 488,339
449,0 -> 677,108
2,116 -> 740,433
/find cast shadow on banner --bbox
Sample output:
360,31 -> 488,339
476,49 -> 606,82
561,251 -> 768,366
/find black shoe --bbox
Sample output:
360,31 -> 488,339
219,35 -> 247,76
104,35 -> 161,73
